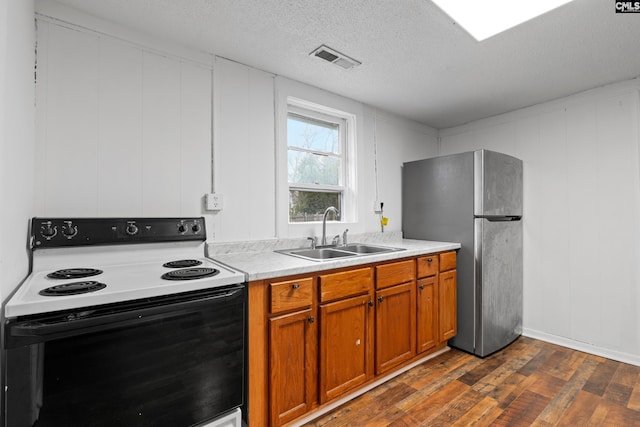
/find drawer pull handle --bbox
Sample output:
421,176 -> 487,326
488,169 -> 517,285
427,258 -> 433,263
292,283 -> 300,289
419,285 -> 425,290
308,316 -> 315,324
378,296 -> 384,303
368,300 -> 374,307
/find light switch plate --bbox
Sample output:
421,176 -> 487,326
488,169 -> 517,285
206,193 -> 223,211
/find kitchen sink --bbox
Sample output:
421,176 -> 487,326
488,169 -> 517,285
339,244 -> 399,254
285,248 -> 356,260
277,243 -> 404,262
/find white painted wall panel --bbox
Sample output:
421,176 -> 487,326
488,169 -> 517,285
246,67 -> 277,238
98,38 -> 143,216
180,63 -> 212,216
213,57 -> 276,242
565,101 -> 601,345
41,24 -> 99,216
35,19 -> 213,220
1,0 -> 35,300
370,110 -> 438,233
141,52 -> 182,215
516,116 -> 543,335
439,82 -> 640,364
594,93 -> 639,352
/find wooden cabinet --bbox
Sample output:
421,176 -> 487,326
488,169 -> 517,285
416,251 -> 457,353
439,268 -> 457,342
375,282 -> 416,374
416,275 -> 438,353
270,277 -> 313,314
417,254 -> 438,278
318,268 -> 373,403
265,275 -> 317,427
376,260 -> 415,289
319,294 -> 373,403
248,250 -> 457,427
375,260 -> 416,375
269,308 -> 317,426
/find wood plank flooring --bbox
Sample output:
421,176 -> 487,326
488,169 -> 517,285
303,337 -> 640,426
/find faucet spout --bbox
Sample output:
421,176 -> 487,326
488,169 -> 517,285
321,206 -> 339,246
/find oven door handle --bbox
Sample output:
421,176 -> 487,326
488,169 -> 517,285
7,287 -> 244,347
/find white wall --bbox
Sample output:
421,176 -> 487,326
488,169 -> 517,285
363,106 -> 440,234
0,0 -> 36,301
33,6 -> 439,244
34,17 -> 214,232
439,81 -> 640,365
212,70 -> 439,242
212,57 -> 276,242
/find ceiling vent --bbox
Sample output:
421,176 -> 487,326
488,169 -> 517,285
310,45 -> 361,70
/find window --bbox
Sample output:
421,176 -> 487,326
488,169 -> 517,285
287,103 -> 349,223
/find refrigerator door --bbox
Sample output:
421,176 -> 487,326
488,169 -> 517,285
474,217 -> 523,357
474,150 -> 523,217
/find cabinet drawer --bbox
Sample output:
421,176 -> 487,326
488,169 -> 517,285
440,251 -> 456,272
417,255 -> 439,278
270,277 -> 314,314
319,268 -> 372,302
376,260 -> 415,289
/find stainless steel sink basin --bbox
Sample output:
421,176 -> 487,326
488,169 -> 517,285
276,243 -> 405,262
285,248 -> 356,260
340,244 -> 401,254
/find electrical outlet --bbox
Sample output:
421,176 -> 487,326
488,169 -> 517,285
373,200 -> 383,213
206,193 -> 223,211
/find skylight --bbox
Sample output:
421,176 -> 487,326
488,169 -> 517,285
431,0 -> 575,41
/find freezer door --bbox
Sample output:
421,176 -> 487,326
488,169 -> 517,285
474,218 -> 523,357
474,150 -> 523,217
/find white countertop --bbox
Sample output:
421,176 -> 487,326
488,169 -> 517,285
208,238 -> 460,282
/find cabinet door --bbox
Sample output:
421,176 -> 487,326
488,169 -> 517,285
269,308 -> 317,427
375,283 -> 416,375
416,276 -> 438,353
319,294 -> 373,404
439,269 -> 457,342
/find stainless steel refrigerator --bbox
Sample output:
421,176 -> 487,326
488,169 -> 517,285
402,149 -> 523,357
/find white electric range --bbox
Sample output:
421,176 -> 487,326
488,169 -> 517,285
3,217 -> 247,427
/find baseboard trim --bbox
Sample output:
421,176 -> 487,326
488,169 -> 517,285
522,328 -> 640,367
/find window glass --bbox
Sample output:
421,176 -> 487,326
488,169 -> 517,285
289,190 -> 341,223
287,151 -> 341,186
287,115 -> 340,154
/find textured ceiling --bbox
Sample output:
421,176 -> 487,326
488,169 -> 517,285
50,0 -> 640,129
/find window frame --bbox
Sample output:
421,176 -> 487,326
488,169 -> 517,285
287,106 -> 346,222
283,96 -> 357,226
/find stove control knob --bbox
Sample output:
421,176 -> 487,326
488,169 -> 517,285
41,224 -> 57,239
191,223 -> 201,234
178,224 -> 187,233
126,223 -> 139,236
62,223 -> 78,239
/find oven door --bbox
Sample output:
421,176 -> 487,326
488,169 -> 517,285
4,284 -> 245,427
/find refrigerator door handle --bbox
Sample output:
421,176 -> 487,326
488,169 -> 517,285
476,215 -> 522,222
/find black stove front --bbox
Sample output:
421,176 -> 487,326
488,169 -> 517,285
5,284 -> 246,427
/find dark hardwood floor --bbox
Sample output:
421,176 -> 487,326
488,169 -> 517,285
303,337 -> 640,426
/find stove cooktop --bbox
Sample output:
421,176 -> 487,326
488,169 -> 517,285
5,217 -> 246,318
7,256 -> 244,318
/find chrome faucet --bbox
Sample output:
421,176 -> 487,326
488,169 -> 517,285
321,206 -> 339,246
